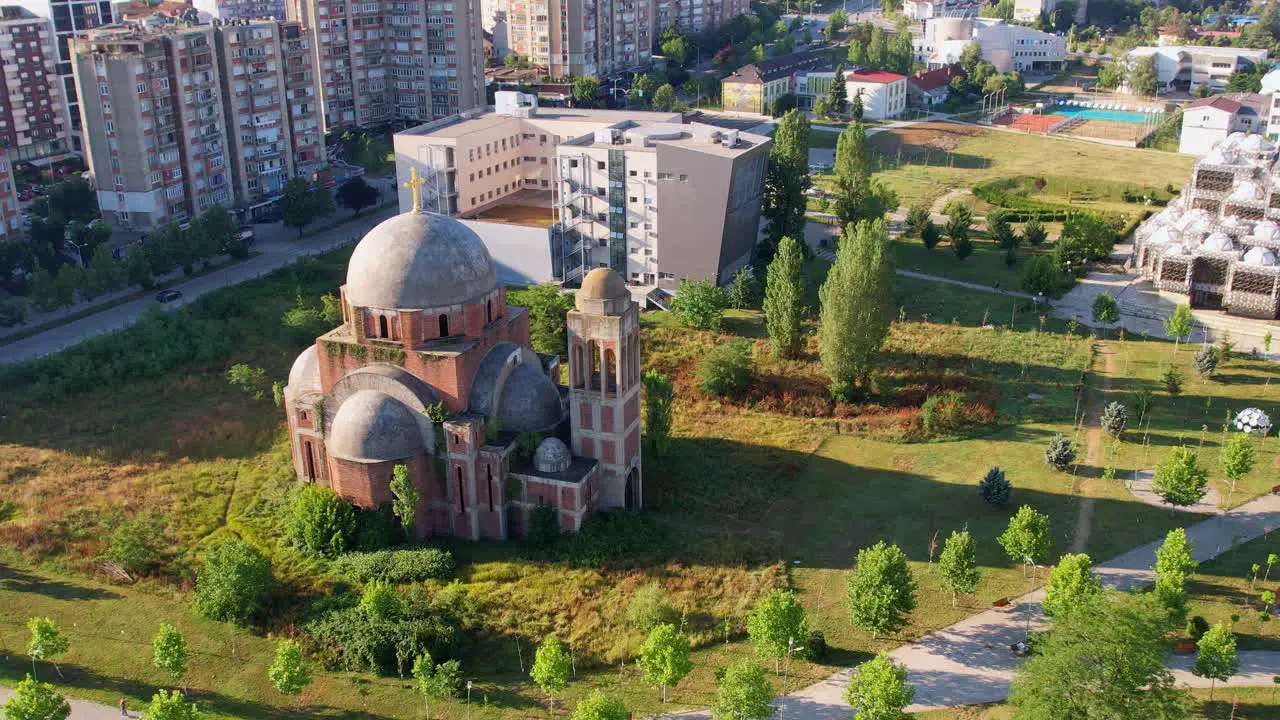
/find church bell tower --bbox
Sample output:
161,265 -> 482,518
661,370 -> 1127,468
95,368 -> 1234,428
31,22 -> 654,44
566,268 -> 642,510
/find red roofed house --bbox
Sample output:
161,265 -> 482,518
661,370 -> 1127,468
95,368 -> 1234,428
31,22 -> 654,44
796,67 -> 908,119
1180,93 -> 1268,155
908,65 -> 965,107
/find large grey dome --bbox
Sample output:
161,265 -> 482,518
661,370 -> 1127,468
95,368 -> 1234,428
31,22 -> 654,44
328,389 -> 426,462
497,364 -> 564,433
345,211 -> 498,310
534,437 -> 571,473
288,345 -> 320,392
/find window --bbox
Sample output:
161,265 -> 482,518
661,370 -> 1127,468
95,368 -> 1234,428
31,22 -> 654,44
378,314 -> 389,338
438,313 -> 449,336
596,161 -> 605,170
486,299 -> 492,322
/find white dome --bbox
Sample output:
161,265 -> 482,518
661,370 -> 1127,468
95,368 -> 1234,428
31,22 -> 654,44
344,212 -> 498,310
1255,220 -> 1280,242
1243,246 -> 1278,266
1229,181 -> 1261,201
1202,232 -> 1235,252
1147,226 -> 1179,245
289,345 -> 320,392
1175,209 -> 1210,233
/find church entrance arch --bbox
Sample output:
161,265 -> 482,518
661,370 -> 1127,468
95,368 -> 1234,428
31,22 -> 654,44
624,467 -> 639,510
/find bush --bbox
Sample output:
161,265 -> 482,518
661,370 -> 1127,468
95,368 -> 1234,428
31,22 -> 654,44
551,511 -> 669,567
101,515 -> 167,576
1100,401 -> 1127,438
806,630 -> 828,663
1186,615 -> 1210,640
304,600 -> 462,676
920,391 -> 967,436
920,222 -> 941,250
527,504 -> 560,548
195,538 -> 273,625
627,582 -> 678,631
355,504 -> 402,550
698,339 -> 752,397
979,466 -> 1011,506
1132,389 -> 1154,425
1162,367 -> 1184,396
905,204 -> 930,237
1044,433 -> 1077,470
1193,344 -> 1218,378
0,298 -> 26,327
291,485 -> 358,557
675,277 -> 728,330
1020,255 -> 1059,297
332,548 -> 456,583
1091,292 -> 1119,323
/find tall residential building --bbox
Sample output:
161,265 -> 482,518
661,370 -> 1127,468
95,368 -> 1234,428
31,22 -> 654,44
18,0 -> 116,152
655,0 -> 746,36
212,19 -> 325,212
194,0 -> 288,22
0,6 -> 72,163
286,0 -> 485,132
73,24 -> 232,228
73,21 -> 325,228
506,0 -> 653,78
0,152 -> 18,240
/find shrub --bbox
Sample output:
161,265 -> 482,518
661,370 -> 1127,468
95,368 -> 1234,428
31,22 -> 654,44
920,391 -> 967,436
1193,344 -> 1218,378
1022,218 -> 1047,246
675,277 -> 728,330
195,538 -> 273,625
698,339 -> 752,397
951,234 -> 974,261
291,485 -> 358,557
358,580 -> 404,621
304,599 -> 463,676
1044,433 -> 1077,470
1131,389 -> 1154,425
355,503 -> 402,550
979,466 -> 1011,506
1186,615 -> 1210,640
225,363 -> 269,400
332,548 -> 456,583
627,582 -> 678,631
1162,366 -> 1184,396
102,515 -> 167,576
1091,292 -> 1120,323
920,221 -> 941,250
551,511 -> 669,567
527,504 -> 560,548
1100,401 -> 1128,438
806,630 -> 828,663
1020,255 -> 1058,296
905,204 -> 930,237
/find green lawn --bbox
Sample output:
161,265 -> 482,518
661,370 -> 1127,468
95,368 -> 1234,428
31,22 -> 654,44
918,687 -> 1280,719
2,244 -> 1277,720
1186,530 -> 1280,652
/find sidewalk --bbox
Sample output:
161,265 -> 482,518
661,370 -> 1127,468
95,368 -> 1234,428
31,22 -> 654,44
0,206 -> 396,366
0,686 -> 138,719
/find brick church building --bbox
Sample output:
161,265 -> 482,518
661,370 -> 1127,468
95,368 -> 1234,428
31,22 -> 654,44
283,202 -> 642,540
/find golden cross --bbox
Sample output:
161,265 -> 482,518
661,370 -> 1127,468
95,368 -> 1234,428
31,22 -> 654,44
403,166 -> 428,212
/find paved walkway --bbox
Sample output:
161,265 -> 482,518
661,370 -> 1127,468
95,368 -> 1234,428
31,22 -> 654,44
0,685 -> 138,719
0,206 -> 397,366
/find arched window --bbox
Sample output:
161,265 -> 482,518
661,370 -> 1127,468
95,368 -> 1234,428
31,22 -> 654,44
588,340 -> 600,390
573,343 -> 584,388
378,314 -> 389,339
486,464 -> 494,512
486,299 -> 492,323
456,466 -> 465,515
439,313 -> 449,337
604,348 -> 617,393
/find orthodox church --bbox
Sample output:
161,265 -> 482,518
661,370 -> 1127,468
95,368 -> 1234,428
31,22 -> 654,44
283,172 -> 642,540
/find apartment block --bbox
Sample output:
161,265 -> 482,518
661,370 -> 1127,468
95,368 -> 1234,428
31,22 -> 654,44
506,0 -> 653,78
394,91 -> 770,291
194,0 -> 288,21
213,19 -> 325,214
72,24 -> 233,228
286,0 -> 485,132
18,0 -> 116,152
0,152 -> 18,240
655,0 -> 745,36
0,6 -> 72,163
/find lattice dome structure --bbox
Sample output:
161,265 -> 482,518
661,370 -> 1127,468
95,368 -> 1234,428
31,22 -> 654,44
1234,407 -> 1272,435
1133,133 -> 1280,319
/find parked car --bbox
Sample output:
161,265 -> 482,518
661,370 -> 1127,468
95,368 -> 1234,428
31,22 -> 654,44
154,289 -> 183,303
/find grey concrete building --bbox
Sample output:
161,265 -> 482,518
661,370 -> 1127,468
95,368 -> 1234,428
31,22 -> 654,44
18,0 -> 115,153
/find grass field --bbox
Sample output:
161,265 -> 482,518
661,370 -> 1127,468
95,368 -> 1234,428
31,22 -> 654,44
1,237 -> 1278,720
1187,530 -> 1280,652
918,687 -> 1280,719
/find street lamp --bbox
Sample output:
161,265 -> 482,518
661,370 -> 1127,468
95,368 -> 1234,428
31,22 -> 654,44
779,636 -> 805,720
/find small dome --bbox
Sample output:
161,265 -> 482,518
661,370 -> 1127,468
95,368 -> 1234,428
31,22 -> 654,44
1147,226 -> 1179,245
1229,181 -> 1261,201
328,390 -> 425,462
1202,232 -> 1235,252
579,268 -> 629,300
1255,220 -> 1280,242
534,437 -> 571,473
1234,408 -> 1272,435
1243,246 -> 1278,266
1175,209 -> 1210,233
289,345 -> 320,392
345,212 -> 497,310
497,364 -> 564,433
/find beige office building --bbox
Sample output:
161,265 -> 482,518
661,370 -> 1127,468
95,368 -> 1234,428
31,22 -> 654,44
393,91 -> 770,290
286,0 -> 485,132
506,0 -> 653,78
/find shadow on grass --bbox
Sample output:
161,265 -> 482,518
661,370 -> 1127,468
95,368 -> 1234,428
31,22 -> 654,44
0,657 -> 392,720
0,564 -> 120,601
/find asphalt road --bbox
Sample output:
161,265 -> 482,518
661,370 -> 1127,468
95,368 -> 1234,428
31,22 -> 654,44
0,205 -> 397,366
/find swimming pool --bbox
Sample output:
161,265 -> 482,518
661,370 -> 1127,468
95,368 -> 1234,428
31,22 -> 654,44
1041,106 -> 1162,124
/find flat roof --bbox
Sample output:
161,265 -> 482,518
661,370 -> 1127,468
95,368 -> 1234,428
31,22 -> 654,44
398,106 -> 683,142
566,121 -> 770,157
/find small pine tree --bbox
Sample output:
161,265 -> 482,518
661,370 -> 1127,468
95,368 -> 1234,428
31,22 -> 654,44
1193,344 -> 1219,378
1100,401 -> 1128,438
920,221 -> 941,250
1022,218 -> 1047,246
1044,434 -> 1076,470
1091,292 -> 1120,323
905,204 -> 930,237
1162,367 -> 1184,396
979,466 -> 1011,506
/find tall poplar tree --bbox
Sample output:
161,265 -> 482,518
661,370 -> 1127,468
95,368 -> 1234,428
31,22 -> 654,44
761,110 -> 811,260
819,219 -> 893,399
764,236 -> 804,358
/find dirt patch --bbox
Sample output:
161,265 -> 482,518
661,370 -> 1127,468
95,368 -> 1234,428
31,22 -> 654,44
869,121 -> 984,158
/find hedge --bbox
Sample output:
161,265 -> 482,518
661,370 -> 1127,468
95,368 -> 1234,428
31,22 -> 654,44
331,547 -> 456,583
